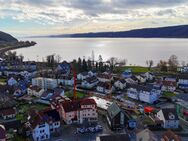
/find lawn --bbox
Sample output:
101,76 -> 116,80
17,103 -> 49,121
162,92 -> 177,98
115,66 -> 150,73
65,91 -> 86,99
0,78 -> 6,85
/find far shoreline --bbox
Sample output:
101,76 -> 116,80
0,41 -> 37,57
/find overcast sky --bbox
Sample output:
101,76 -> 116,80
0,0 -> 188,36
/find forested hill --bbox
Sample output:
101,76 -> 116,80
48,25 -> 188,38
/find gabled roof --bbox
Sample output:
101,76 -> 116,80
162,130 -> 182,141
161,108 -> 179,120
98,133 -> 131,141
128,84 -> 153,92
107,102 -> 121,119
29,108 -> 60,129
85,76 -> 98,83
97,73 -> 112,79
97,82 -> 111,89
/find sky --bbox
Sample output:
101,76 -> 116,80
0,0 -> 188,37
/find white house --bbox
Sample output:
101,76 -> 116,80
143,72 -> 154,81
27,85 -> 44,97
161,78 -> 177,92
77,72 -> 90,80
136,75 -> 147,83
96,82 -> 113,94
178,74 -> 188,89
114,79 -> 126,90
7,77 -> 17,86
97,72 -> 113,82
157,108 -> 179,129
178,66 -> 188,73
53,98 -> 98,124
127,85 -> 161,104
32,77 -> 58,90
81,76 -> 98,89
0,108 -> 16,120
28,109 -> 61,141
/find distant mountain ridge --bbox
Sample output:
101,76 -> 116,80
48,25 -> 188,38
0,31 -> 18,42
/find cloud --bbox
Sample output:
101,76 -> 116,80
0,0 -> 188,35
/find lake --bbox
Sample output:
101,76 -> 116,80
15,38 -> 188,66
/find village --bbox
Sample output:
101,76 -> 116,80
0,52 -> 188,141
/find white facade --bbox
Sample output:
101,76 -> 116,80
58,78 -> 74,86
96,86 -> 113,94
77,73 -> 89,80
144,72 -> 154,81
139,90 -> 159,104
27,87 -> 44,97
127,87 -> 160,104
32,77 -> 58,90
32,123 -> 50,141
161,85 -> 176,92
136,75 -> 147,83
178,79 -> 188,89
127,88 -> 139,100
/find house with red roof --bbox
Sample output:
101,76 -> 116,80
161,77 -> 177,92
0,108 -> 16,120
26,109 -> 60,141
52,98 -> 98,124
97,72 -> 113,82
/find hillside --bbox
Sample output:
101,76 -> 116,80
48,25 -> 188,38
0,31 -> 18,42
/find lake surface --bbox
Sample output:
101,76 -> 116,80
15,38 -> 188,66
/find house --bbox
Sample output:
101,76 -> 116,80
136,75 -> 147,84
40,88 -> 64,102
96,133 -> 131,141
27,109 -> 61,141
106,102 -> 125,130
157,108 -> 179,129
81,76 -> 98,89
122,69 -> 132,78
0,108 -> 16,120
27,85 -> 44,97
32,77 -> 58,90
77,72 -> 90,80
0,124 -> 6,141
161,77 -> 177,92
127,85 -> 161,104
125,78 -> 137,85
96,82 -> 113,94
136,129 -> 159,141
7,77 -> 17,86
178,66 -> 188,73
58,76 -> 74,86
175,93 -> 188,123
177,74 -> 188,89
161,130 -> 182,141
97,72 -> 113,82
56,61 -> 71,76
88,70 -> 97,76
54,98 -> 97,124
114,79 -> 126,90
143,72 -> 154,81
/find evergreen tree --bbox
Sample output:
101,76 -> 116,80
78,57 -> 82,72
82,58 -> 88,71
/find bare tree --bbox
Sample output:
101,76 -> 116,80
168,55 -> 179,72
146,60 -> 154,70
55,54 -> 62,63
